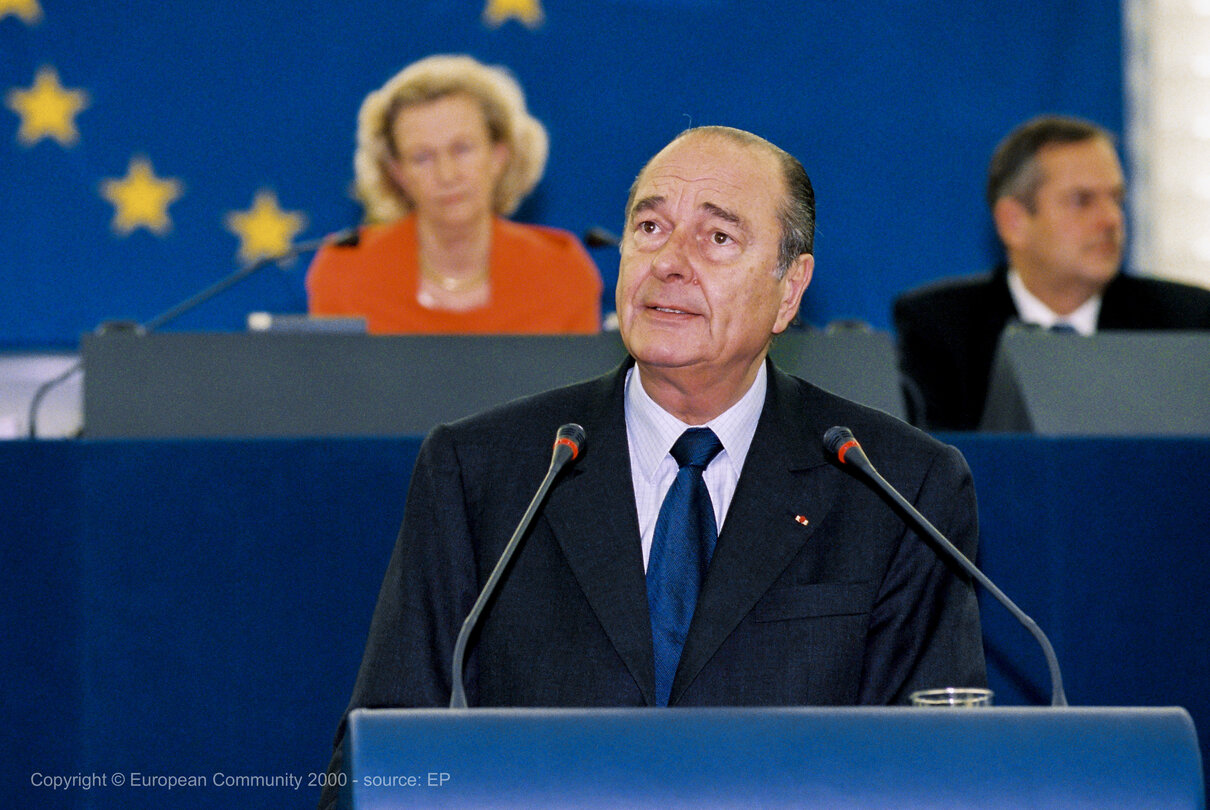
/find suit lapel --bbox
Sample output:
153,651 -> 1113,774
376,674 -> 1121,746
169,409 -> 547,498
670,364 -> 834,703
542,364 -> 658,704
990,264 -> 1021,327
1096,274 -> 1133,329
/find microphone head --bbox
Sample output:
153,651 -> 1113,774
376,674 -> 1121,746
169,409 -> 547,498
555,423 -> 586,459
583,227 -> 620,248
330,227 -> 361,248
823,426 -> 856,458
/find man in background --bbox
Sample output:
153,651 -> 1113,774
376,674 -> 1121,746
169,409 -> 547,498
895,115 -> 1210,431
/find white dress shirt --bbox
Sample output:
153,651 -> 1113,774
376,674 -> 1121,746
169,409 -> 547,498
624,362 -> 766,570
1007,268 -> 1100,335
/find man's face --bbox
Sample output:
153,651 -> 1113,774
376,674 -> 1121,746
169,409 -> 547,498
387,93 -> 508,228
1002,137 -> 1126,296
616,135 -> 811,394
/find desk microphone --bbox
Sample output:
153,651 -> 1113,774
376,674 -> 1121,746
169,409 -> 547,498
823,426 -> 1068,707
137,226 -> 359,333
448,424 -> 586,709
26,227 -> 360,438
583,227 -> 620,248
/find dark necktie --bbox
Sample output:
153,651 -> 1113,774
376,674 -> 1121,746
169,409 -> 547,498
1048,322 -> 1078,334
647,427 -> 723,706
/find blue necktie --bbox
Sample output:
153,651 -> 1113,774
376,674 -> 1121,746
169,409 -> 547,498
647,427 -> 723,706
1049,322 -> 1078,334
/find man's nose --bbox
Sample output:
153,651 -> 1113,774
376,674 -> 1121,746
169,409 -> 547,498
650,229 -> 694,281
1099,196 -> 1125,230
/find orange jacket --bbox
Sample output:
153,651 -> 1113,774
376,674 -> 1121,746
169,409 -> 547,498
305,216 -> 603,335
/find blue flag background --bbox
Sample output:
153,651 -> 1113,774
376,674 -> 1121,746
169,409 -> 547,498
3,0 -> 1122,348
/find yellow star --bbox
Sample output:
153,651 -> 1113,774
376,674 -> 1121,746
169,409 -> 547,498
100,157 -> 184,236
6,66 -> 88,146
0,0 -> 42,23
483,0 -> 543,28
225,190 -> 307,264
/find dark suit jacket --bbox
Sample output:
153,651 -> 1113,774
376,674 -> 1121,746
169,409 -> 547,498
893,267 -> 1210,430
320,359 -> 985,807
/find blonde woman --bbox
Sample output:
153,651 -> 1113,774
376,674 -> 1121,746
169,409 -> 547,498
306,55 -> 602,333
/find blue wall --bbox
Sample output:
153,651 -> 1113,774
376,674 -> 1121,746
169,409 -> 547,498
5,436 -> 1209,808
2,1 -> 1122,347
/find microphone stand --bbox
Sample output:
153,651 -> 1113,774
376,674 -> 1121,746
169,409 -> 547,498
824,426 -> 1068,707
448,424 -> 585,708
26,228 -> 358,439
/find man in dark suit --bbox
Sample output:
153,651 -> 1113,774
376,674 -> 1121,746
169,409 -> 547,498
320,126 -> 985,807
895,115 -> 1210,431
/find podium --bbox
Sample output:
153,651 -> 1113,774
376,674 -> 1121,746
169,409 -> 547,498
980,330 -> 1210,434
345,706 -> 1204,808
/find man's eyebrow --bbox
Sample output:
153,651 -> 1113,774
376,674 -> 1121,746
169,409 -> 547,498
628,196 -> 747,231
630,195 -> 665,217
701,201 -> 743,226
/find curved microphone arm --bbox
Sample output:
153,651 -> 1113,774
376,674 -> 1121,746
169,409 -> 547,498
26,228 -> 358,439
824,426 -> 1068,707
448,424 -> 585,709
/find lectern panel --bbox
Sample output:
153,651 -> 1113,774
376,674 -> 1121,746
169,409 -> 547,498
347,706 -> 1203,809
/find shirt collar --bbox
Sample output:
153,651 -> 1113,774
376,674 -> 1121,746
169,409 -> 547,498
625,361 -> 767,482
1007,268 -> 1101,336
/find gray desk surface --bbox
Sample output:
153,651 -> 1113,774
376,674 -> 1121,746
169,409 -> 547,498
81,330 -> 905,439
981,330 -> 1210,435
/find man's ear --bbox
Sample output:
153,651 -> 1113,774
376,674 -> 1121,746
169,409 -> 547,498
993,196 -> 1031,251
773,253 -> 813,334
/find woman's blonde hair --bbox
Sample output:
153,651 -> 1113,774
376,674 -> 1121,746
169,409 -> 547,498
353,54 -> 549,223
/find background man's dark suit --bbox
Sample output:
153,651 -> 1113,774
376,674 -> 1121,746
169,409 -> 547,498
321,359 -> 985,800
894,266 -> 1210,431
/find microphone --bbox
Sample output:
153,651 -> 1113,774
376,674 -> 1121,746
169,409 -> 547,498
326,227 -> 361,249
583,226 -> 620,248
26,226 -> 360,438
139,226 -> 359,333
448,423 -> 586,709
823,426 -> 1068,707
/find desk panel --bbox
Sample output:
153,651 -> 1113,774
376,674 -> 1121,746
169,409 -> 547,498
81,331 -> 905,438
981,331 -> 1210,435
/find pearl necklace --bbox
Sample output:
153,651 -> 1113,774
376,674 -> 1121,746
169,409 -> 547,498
419,260 -> 490,294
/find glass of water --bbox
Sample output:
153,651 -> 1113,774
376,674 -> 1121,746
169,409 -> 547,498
909,687 -> 994,707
